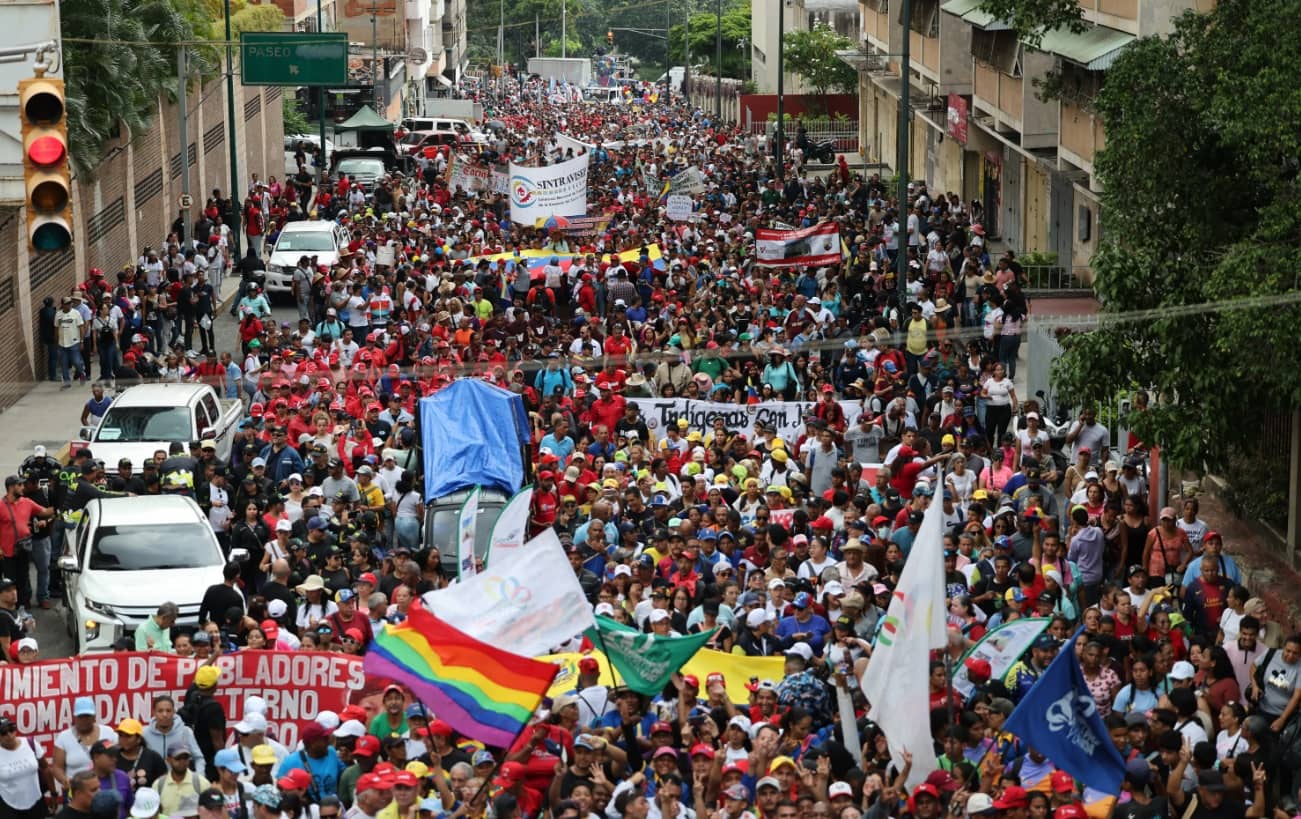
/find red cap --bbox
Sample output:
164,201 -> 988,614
812,515 -> 835,530
373,763 -> 396,777
427,719 -> 454,737
912,784 -> 941,802
1050,771 -> 1075,794
494,760 -> 527,787
358,572 -> 378,586
925,770 -> 960,792
993,786 -> 1029,809
340,705 -> 368,724
706,672 -> 726,686
317,377 -> 331,389
538,470 -> 555,481
651,720 -> 674,735
287,768 -> 313,790
1054,807 -> 1087,819
353,735 -> 380,757
690,744 -> 716,759
393,771 -> 419,788
357,772 -> 395,794
259,619 -> 279,640
964,657 -> 992,683
578,656 -> 600,673
682,674 -> 700,689
277,776 -> 301,791
345,627 -> 364,643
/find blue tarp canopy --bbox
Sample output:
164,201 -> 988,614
420,379 -> 530,499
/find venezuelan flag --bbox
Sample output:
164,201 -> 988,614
364,601 -> 558,748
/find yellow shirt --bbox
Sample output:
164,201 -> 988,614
155,770 -> 210,817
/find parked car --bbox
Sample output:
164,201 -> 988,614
265,220 -> 351,296
59,495 -> 245,653
75,383 -> 243,467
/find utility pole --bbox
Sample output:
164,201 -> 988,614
318,0 -> 328,179
177,46 -> 190,247
714,0 -> 722,118
223,0 -> 241,257
897,0 -> 912,309
665,0 -> 672,94
371,4 -> 380,111
774,0 -> 784,172
562,0 -> 567,58
535,13 -> 540,58
497,0 -> 504,68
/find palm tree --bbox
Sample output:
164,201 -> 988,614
62,0 -> 212,178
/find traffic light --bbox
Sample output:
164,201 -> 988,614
20,75 -> 72,252
607,30 -> 614,46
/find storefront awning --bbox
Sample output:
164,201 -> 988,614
1026,24 -> 1134,70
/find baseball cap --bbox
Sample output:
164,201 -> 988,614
215,748 -> 247,773
117,718 -> 144,736
130,788 -> 163,817
74,696 -> 95,717
1169,660 -> 1197,680
251,744 -> 278,765
966,794 -> 996,815
828,782 -> 854,799
1050,770 -> 1074,793
353,735 -> 381,757
993,786 -> 1029,809
785,642 -> 813,661
755,776 -> 781,792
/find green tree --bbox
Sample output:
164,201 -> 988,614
971,0 -> 1085,44
62,0 -> 215,178
283,94 -> 310,135
781,25 -> 857,96
667,3 -> 750,79
1051,0 -> 1301,468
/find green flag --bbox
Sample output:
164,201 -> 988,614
584,615 -> 716,695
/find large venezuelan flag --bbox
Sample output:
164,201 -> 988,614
364,601 -> 558,748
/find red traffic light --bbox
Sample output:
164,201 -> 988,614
28,134 -> 65,166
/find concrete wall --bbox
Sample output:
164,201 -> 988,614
3,62 -> 283,403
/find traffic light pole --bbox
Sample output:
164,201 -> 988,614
224,0 -> 241,257
177,46 -> 190,247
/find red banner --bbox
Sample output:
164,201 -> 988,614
0,651 -> 368,751
947,93 -> 969,144
754,222 -> 842,268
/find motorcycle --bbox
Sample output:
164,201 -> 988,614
1034,389 -> 1073,485
807,139 -> 837,164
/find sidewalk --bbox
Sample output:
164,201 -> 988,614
0,274 -> 242,474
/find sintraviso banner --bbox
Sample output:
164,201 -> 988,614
509,154 -> 589,224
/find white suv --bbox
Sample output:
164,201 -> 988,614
59,496 -> 246,653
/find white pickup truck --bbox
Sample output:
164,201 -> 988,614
76,383 -> 244,468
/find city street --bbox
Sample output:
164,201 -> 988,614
13,283 -> 298,659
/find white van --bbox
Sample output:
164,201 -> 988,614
583,87 -> 624,104
266,220 -> 351,295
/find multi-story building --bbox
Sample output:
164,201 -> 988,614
841,0 -> 1199,279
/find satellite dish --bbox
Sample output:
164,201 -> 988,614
406,48 -> 429,64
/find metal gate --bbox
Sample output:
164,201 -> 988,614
1050,172 -> 1074,270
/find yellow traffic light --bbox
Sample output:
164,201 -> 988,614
20,76 -> 73,252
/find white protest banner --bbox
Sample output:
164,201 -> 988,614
755,222 -> 843,268
663,165 -> 706,196
627,396 -> 864,446
421,529 -> 595,656
456,487 -> 480,581
665,194 -> 694,222
446,156 -> 496,193
509,153 -> 589,224
375,245 -> 396,267
555,131 -> 593,157
486,486 -> 533,565
491,167 -> 509,195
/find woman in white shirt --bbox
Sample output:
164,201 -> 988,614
52,698 -> 118,791
1015,413 -> 1050,470
797,537 -> 835,580
0,717 -> 45,819
945,455 -> 977,504
980,362 -> 1018,446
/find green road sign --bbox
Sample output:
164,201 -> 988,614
240,32 -> 348,86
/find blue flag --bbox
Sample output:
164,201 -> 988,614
1003,639 -> 1127,793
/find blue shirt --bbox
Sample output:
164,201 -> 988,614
775,612 -> 832,654
277,747 -> 344,799
1181,554 -> 1242,588
539,433 -> 575,462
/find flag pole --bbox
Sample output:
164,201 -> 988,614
464,664 -> 560,810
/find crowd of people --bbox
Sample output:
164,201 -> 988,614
0,72 -> 1292,819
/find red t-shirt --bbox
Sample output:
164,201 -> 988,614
0,497 -> 42,558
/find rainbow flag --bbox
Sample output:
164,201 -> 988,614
364,601 -> 559,748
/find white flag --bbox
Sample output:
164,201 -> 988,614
421,529 -> 594,657
859,473 -> 949,788
486,486 -> 533,566
456,487 -> 480,581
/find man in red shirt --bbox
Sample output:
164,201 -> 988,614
529,471 -> 559,538
0,474 -> 54,609
888,446 -> 953,497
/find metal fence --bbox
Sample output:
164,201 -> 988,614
1024,316 -> 1066,404
752,120 -> 860,153
1021,264 -> 1094,292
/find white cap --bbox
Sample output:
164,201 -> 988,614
315,710 -> 340,731
251,457 -> 267,468
275,518 -> 293,532
243,695 -> 268,716
649,609 -> 671,624
129,787 -> 162,818
967,793 -> 996,814
713,557 -> 733,572
267,599 -> 288,618
767,578 -> 786,590
785,642 -> 813,661
822,580 -> 845,598
234,712 -> 268,734
334,719 -> 366,738
595,602 -> 616,617
1169,661 -> 1197,681
16,636 -> 37,652
287,472 -> 303,484
745,608 -> 770,629
613,564 -> 632,577
829,782 -> 854,799
33,445 -> 46,458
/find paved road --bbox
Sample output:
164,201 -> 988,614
26,284 -> 298,659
